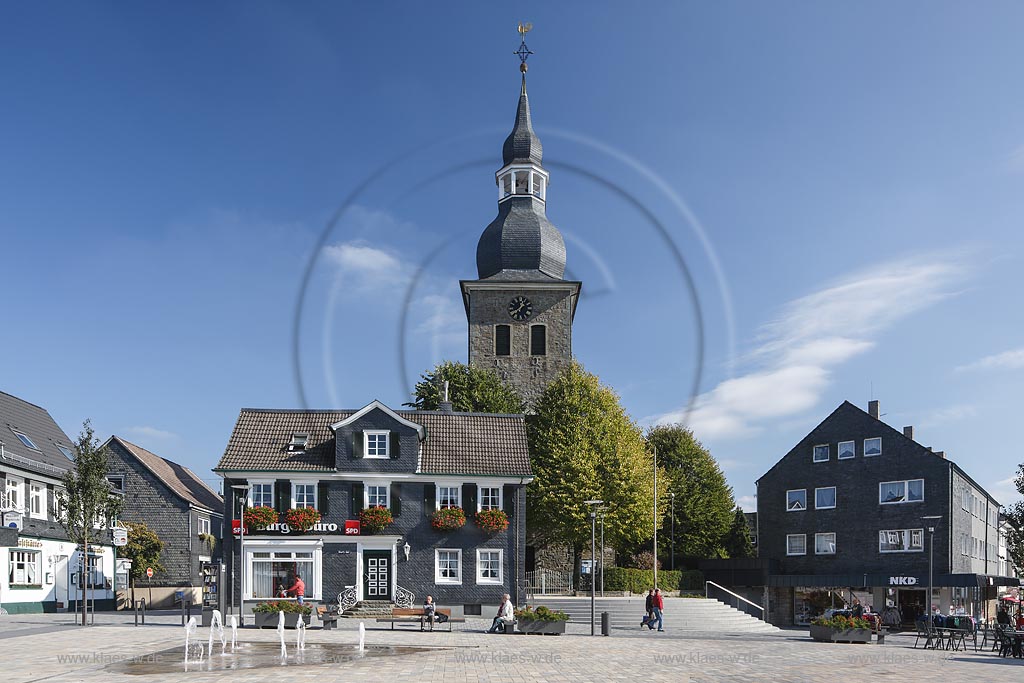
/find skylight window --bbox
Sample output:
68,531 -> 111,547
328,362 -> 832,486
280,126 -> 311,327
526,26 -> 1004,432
288,433 -> 309,451
12,431 -> 38,450
57,445 -> 74,459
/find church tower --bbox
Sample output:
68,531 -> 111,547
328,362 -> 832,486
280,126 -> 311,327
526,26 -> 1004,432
460,37 -> 581,406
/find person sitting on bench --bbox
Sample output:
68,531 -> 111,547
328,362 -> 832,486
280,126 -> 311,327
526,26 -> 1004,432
420,595 -> 437,631
487,594 -> 514,633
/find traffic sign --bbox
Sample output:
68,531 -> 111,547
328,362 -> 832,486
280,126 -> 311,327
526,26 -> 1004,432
112,527 -> 128,547
146,567 -> 154,578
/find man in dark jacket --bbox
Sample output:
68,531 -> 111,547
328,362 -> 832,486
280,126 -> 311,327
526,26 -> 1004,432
642,589 -> 655,629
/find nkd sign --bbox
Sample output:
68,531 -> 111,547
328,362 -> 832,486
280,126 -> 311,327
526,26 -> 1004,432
889,576 -> 921,586
232,520 -> 339,536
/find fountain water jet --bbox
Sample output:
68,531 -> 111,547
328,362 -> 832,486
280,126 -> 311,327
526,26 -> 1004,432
228,614 -> 238,651
358,622 -> 365,653
277,611 -> 287,658
296,616 -> 307,650
184,616 -> 204,664
208,609 -> 226,656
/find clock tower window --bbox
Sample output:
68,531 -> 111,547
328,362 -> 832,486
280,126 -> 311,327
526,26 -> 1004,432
495,325 -> 511,356
530,324 -> 546,356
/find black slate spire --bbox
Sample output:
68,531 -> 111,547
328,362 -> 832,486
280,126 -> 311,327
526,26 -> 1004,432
501,76 -> 544,166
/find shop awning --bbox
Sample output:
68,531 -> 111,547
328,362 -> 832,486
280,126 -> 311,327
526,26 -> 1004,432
768,573 -> 1020,589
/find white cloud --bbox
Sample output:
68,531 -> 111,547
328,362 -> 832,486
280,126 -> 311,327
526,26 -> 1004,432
647,254 -> 971,439
735,495 -> 756,512
991,476 -> 1021,508
956,347 -> 1024,373
323,241 -> 406,290
918,404 -> 978,429
123,426 -> 177,441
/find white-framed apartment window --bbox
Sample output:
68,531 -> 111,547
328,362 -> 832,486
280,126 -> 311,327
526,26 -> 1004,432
247,547 -> 320,599
812,444 -> 829,462
879,528 -> 924,553
8,550 -> 40,586
879,479 -> 924,504
786,534 -> 807,556
815,532 -> 836,555
435,548 -> 462,584
198,516 -> 211,535
478,486 -> 502,511
786,489 -> 807,511
11,430 -> 38,450
437,485 -> 461,509
364,431 -> 390,458
250,481 -> 274,508
837,441 -> 855,460
29,484 -> 44,518
476,549 -> 503,584
815,487 -> 836,510
292,482 -> 317,509
107,475 -> 125,494
863,437 -> 882,456
5,476 -> 23,509
365,483 -> 390,508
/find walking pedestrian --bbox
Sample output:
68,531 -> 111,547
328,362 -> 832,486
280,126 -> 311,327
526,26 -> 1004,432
652,588 -> 665,632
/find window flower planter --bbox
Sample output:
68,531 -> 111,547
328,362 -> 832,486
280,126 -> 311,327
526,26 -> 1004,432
475,509 -> 509,534
284,507 -> 321,532
359,506 -> 393,534
432,507 -> 466,532
809,624 -> 872,643
243,506 -> 279,531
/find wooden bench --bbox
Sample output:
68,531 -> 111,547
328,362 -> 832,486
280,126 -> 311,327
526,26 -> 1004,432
316,605 -> 340,630
375,607 -> 465,632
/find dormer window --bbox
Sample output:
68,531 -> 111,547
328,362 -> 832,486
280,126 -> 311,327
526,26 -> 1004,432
364,431 -> 390,459
288,433 -> 309,452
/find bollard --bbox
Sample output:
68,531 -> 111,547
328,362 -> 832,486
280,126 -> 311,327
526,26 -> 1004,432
141,598 -> 146,625
601,611 -> 611,636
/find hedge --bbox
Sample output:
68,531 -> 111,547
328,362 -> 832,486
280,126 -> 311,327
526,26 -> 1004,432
602,567 -> 705,593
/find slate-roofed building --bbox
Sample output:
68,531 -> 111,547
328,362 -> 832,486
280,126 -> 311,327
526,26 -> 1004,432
0,390 -> 116,613
103,435 -> 223,607
215,400 -> 531,620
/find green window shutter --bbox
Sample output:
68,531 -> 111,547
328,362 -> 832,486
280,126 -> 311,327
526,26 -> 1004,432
423,482 -> 435,517
351,483 -> 364,514
390,432 -> 401,459
275,480 -> 290,512
503,484 -> 515,520
462,483 -> 476,514
318,482 -> 330,516
390,483 -> 401,518
352,431 -> 364,458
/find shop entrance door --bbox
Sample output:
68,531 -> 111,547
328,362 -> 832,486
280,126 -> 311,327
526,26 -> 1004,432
899,589 -> 926,625
363,550 -> 391,601
54,555 -> 69,610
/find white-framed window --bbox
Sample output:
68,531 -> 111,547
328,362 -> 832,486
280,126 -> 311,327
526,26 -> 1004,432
879,479 -> 924,504
107,475 -> 125,494
815,487 -> 836,510
5,476 -> 23,509
292,482 -> 317,509
11,430 -> 38,450
288,433 -> 309,451
8,550 -> 40,586
437,485 -> 461,509
250,482 -> 274,508
863,437 -> 882,456
879,528 -> 924,553
248,547 -> 319,599
837,441 -> 855,460
364,431 -> 390,458
786,489 -> 806,511
366,483 -> 389,509
476,549 -> 503,584
435,548 -> 462,584
786,534 -> 807,556
812,444 -> 829,462
478,486 -> 502,511
198,516 -> 211,535
815,532 -> 836,555
29,484 -> 44,518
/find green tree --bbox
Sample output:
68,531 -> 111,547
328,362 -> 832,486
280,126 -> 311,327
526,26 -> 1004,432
54,420 -> 123,626
723,507 -> 756,559
118,521 -> 165,605
647,424 -> 735,560
407,360 -> 525,413
527,361 -> 663,586
1001,464 -> 1024,572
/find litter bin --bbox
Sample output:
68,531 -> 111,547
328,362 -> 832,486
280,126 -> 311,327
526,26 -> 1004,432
601,611 -> 611,636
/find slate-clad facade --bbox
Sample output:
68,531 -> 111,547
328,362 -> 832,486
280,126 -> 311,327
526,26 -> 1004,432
756,400 -> 1018,626
103,436 -> 223,606
215,401 -> 531,620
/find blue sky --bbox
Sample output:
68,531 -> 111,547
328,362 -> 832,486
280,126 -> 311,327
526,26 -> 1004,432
3,3 -> 1024,509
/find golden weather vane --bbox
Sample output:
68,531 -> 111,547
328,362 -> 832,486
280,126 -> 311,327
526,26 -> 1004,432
515,22 -> 534,73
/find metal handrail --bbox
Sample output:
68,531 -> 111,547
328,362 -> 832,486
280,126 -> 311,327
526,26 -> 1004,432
705,580 -> 764,614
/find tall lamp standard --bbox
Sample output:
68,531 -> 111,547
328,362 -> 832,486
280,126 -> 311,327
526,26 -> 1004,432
670,493 -> 675,571
230,484 -> 250,624
585,499 -> 604,636
923,515 -> 942,629
652,445 -> 658,590
598,510 -> 606,598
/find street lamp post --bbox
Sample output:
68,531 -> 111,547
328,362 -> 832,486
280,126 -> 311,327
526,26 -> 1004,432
670,493 -> 675,572
923,515 -> 942,630
599,511 -> 606,598
230,484 -> 250,624
652,445 -> 658,590
585,499 -> 603,636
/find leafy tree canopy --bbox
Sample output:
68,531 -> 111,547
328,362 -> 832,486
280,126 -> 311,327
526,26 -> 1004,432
55,420 -> 123,546
407,360 -> 525,414
646,424 -> 735,559
119,521 -> 166,581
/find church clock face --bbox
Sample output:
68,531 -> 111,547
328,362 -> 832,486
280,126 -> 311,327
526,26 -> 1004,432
508,296 -> 533,321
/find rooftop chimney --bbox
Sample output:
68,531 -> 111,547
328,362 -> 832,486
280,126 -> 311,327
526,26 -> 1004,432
903,426 -> 914,440
438,380 -> 454,413
934,450 -> 945,459
868,400 -> 880,419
